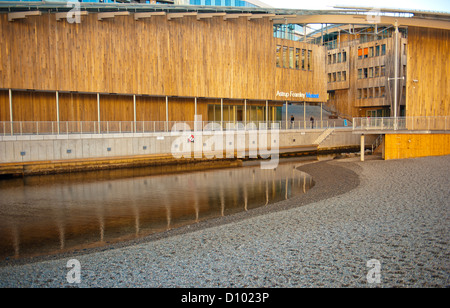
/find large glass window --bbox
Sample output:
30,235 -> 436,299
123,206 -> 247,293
276,45 -> 281,68
307,50 -> 312,70
283,46 -> 288,68
301,49 -> 305,70
289,47 -> 294,69
295,48 -> 300,69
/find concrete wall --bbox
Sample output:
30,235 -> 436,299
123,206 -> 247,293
0,129 -> 370,165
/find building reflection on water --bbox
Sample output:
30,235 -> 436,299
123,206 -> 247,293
0,162 -> 313,259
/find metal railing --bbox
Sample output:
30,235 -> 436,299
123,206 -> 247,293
352,117 -> 449,131
0,119 -> 351,136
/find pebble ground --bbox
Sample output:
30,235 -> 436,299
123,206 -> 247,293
0,155 -> 448,288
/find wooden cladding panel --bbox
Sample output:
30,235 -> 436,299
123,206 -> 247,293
11,91 -> 56,122
385,134 -> 450,160
0,90 -> 9,122
406,27 -> 450,118
0,14 -> 323,102
274,38 -> 326,102
59,93 -> 98,122
100,95 -> 134,122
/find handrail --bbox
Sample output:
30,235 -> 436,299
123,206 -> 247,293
352,116 -> 449,131
0,119 -> 351,136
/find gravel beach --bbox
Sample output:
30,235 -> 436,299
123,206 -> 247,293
0,155 -> 449,288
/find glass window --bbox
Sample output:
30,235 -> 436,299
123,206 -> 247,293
364,68 -> 368,79
328,73 -> 331,83
289,47 -> 294,69
296,48 -> 300,69
276,45 -> 281,68
358,69 -> 362,79
375,45 -> 380,56
338,52 -> 342,63
308,50 -> 312,70
358,48 -> 362,59
380,86 -> 386,97
332,72 -> 336,82
337,72 -> 341,82
364,48 -> 369,58
369,47 -> 374,57
357,89 -> 362,99
369,67 -> 373,78
381,44 -> 386,55
343,51 -> 347,62
328,54 -> 332,64
375,66 -> 380,77
301,49 -> 305,70
381,65 -> 386,77
283,46 -> 288,68
342,71 -> 347,81
333,54 -> 336,64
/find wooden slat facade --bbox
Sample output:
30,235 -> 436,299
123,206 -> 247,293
406,27 -> 450,118
0,12 -> 326,123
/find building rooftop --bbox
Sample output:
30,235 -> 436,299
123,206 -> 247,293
0,2 -> 448,29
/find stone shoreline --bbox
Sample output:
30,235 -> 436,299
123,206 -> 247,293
0,155 -> 448,287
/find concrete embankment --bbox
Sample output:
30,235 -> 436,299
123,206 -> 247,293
0,129 -> 376,176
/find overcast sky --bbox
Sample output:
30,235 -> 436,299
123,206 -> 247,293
259,0 -> 450,12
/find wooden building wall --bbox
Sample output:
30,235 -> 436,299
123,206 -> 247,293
0,12 -> 326,124
406,27 -> 450,118
325,32 -> 407,119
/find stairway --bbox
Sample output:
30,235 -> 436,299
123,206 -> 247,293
313,128 -> 335,146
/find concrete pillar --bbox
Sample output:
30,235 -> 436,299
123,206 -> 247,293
56,91 -> 60,134
361,134 -> 365,162
244,99 -> 247,127
165,96 -> 169,132
285,101 -> 288,129
133,94 -> 136,133
9,89 -> 13,135
194,97 -> 197,118
221,98 -> 223,130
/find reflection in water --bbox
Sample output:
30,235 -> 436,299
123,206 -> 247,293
0,162 -> 313,259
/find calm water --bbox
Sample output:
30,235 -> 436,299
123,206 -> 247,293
0,160 -> 313,259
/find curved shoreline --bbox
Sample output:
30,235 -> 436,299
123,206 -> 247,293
0,158 -> 360,268
1,155 -> 449,288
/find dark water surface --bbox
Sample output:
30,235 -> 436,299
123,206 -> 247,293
0,159 -> 313,259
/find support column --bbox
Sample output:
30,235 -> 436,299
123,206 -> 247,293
97,93 -> 100,133
393,21 -> 399,122
194,97 -> 197,118
56,91 -> 60,134
165,96 -> 169,132
361,134 -> 365,162
244,99 -> 247,127
9,89 -> 13,135
285,101 -> 288,129
133,94 -> 136,133
221,98 -> 223,130
303,102 -> 306,129
321,102 -> 323,128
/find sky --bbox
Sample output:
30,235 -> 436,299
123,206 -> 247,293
259,0 -> 450,13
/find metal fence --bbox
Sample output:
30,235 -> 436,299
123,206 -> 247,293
0,119 -> 351,136
352,117 -> 450,131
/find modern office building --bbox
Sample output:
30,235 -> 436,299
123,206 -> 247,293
321,25 -> 408,119
0,2 -> 448,133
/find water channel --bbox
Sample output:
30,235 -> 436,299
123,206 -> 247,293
0,158 -> 315,260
